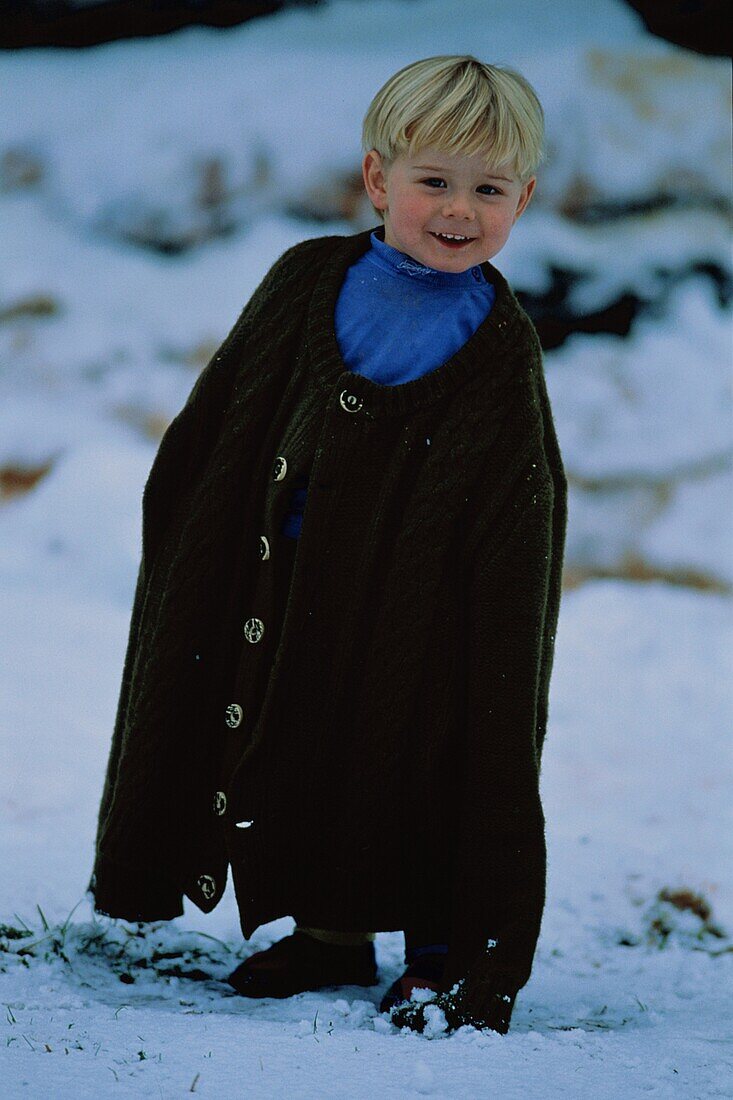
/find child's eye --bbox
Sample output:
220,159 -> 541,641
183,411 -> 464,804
420,178 -> 500,196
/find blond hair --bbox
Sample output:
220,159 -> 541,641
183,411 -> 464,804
361,55 -> 545,221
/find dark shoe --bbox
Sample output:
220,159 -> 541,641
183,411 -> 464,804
227,929 -> 378,999
379,946 -> 446,1014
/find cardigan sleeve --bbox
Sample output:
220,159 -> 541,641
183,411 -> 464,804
439,442 -> 564,1017
88,237 -> 323,917
88,298 -> 251,912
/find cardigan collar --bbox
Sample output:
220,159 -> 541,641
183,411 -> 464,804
306,223 -> 528,419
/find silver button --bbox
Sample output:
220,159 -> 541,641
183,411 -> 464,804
339,390 -> 363,414
235,820 -> 254,829
273,455 -> 287,480
259,535 -> 270,560
213,791 -> 227,815
244,617 -> 265,643
197,874 -> 216,899
225,703 -> 243,728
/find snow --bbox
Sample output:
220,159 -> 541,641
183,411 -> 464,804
1,0 -> 732,1095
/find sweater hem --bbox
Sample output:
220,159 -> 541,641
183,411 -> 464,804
88,852 -> 184,923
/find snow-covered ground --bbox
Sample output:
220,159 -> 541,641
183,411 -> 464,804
1,0 -> 732,1096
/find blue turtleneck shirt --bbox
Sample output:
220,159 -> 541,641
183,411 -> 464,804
280,228 -> 496,538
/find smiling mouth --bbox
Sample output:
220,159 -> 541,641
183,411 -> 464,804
429,232 -> 476,248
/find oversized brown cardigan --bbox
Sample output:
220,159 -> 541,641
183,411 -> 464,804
88,224 -> 568,1015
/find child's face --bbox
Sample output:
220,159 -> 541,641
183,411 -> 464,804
362,144 -> 536,271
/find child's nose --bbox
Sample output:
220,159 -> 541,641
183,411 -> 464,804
440,192 -> 476,219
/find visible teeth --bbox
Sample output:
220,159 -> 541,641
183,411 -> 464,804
435,232 -> 470,241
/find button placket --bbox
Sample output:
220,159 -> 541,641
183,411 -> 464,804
218,447 -> 292,843
219,385 -> 377,891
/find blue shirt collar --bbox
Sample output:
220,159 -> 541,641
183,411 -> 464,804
367,227 -> 487,288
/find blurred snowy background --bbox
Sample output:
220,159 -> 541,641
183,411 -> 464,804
1,1 -> 731,1096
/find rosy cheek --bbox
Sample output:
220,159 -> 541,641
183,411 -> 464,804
397,191 -> 430,217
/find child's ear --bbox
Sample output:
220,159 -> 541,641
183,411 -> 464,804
362,149 -> 389,213
513,177 -> 536,223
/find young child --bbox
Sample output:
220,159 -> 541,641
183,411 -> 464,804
88,55 -> 568,1037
